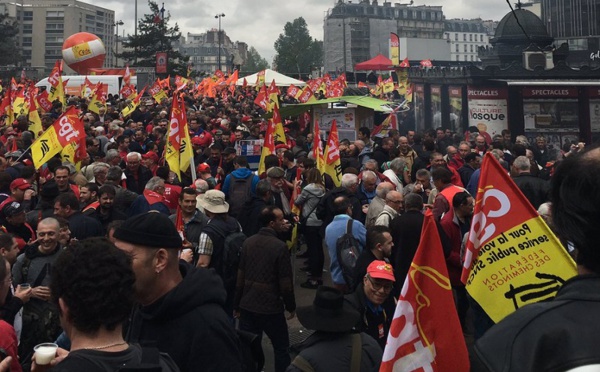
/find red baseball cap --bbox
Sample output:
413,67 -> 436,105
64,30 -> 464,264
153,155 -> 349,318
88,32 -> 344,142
196,163 -> 211,174
191,131 -> 213,147
10,178 -> 31,191
142,151 -> 159,162
367,260 -> 395,282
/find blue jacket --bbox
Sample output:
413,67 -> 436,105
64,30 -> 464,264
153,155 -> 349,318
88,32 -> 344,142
325,215 -> 367,285
221,168 -> 259,197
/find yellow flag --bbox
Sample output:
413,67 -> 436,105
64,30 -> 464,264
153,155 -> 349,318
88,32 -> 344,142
27,90 -> 43,138
324,120 -> 342,187
165,93 -> 194,179
121,87 -> 146,118
47,60 -> 65,108
271,106 -> 286,145
31,107 -> 84,169
12,89 -> 28,118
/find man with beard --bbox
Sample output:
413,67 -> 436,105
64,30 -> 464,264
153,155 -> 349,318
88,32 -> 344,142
169,187 -> 208,259
80,183 -> 99,215
92,185 -> 127,233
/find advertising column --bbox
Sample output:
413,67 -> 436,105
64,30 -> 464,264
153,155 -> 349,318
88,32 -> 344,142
467,86 -> 508,140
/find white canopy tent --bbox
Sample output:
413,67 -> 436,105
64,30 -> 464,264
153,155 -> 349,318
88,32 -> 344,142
235,69 -> 306,87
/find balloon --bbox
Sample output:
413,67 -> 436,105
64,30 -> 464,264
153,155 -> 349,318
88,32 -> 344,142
62,33 -> 106,74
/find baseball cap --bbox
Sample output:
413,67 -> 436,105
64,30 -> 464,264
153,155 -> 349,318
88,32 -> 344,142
367,260 -> 396,282
196,163 -> 211,174
142,151 -> 159,162
10,178 -> 31,191
191,132 -> 212,147
2,201 -> 24,218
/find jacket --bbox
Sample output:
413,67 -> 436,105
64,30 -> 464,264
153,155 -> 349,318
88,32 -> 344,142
473,275 -> 600,372
512,173 -> 550,210
294,183 -> 325,227
325,215 -> 367,285
440,208 -> 468,287
234,228 -> 296,315
237,197 -> 269,237
124,165 -> 153,195
67,212 -> 105,241
345,282 -> 396,350
286,331 -> 382,372
222,168 -> 260,197
168,209 -> 209,250
126,264 -> 243,372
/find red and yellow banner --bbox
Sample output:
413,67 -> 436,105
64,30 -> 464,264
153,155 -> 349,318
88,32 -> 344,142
390,33 -> 400,66
257,118 -> 276,175
324,119 -> 342,187
121,86 -> 146,118
461,153 -> 577,323
381,210 -> 469,372
165,93 -> 194,179
31,106 -> 85,169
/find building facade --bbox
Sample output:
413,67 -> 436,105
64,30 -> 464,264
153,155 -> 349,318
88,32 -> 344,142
541,0 -> 600,66
178,30 -> 247,75
324,0 -> 445,73
444,19 -> 492,62
0,0 -> 116,75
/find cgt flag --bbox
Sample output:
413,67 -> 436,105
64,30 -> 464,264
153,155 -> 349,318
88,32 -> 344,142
312,118 -> 325,174
381,209 -> 469,372
390,33 -> 400,66
461,153 -> 577,323
31,106 -> 85,169
257,118 -> 276,175
165,93 -> 194,180
323,119 -> 342,187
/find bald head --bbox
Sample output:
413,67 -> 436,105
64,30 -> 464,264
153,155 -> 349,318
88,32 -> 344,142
376,182 -> 395,199
385,191 -> 404,212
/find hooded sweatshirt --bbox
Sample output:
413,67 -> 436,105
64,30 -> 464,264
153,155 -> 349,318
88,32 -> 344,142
221,168 -> 259,197
126,264 -> 243,372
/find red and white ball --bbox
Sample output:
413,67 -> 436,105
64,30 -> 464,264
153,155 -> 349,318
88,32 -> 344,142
62,32 -> 106,74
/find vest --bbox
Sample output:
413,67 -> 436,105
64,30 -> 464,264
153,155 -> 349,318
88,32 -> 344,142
439,184 -> 464,206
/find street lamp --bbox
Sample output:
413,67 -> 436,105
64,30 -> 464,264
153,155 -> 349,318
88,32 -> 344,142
215,13 -> 225,71
114,20 -> 124,67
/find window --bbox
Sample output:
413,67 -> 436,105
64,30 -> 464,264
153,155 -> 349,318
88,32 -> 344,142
46,11 -> 64,17
22,37 -> 32,47
471,55 -> 475,61
46,23 -> 64,29
456,44 -> 459,52
470,45 -> 473,52
463,34 -> 466,41
464,55 -> 468,61
455,33 -> 458,40
464,44 -> 467,52
23,24 -> 32,34
469,34 -> 472,41
456,55 -> 460,61
23,11 -> 33,21
480,35 -> 483,42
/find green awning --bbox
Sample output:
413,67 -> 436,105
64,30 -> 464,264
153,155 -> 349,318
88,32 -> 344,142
275,96 -> 394,118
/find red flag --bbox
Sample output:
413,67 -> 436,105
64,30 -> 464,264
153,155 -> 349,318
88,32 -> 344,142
358,81 -> 368,88
420,59 -> 433,68
399,58 -> 410,68
381,210 -> 469,372
242,78 -> 248,88
287,84 -> 300,99
254,84 -> 269,110
123,64 -> 131,86
298,86 -> 315,103
175,205 -> 185,239
36,90 -> 53,112
214,70 -> 225,79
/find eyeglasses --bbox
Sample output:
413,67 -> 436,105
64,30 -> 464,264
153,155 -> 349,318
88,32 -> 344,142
388,199 -> 403,204
366,275 -> 393,292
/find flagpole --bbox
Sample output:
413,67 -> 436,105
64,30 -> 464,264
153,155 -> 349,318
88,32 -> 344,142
12,143 -> 33,163
190,157 -> 197,184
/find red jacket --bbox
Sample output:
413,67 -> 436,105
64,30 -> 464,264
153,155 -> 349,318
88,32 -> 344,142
440,208 -> 467,287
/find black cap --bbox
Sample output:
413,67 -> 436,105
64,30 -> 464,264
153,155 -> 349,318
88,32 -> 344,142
113,212 -> 182,249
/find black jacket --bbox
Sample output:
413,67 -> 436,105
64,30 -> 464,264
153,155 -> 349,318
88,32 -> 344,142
345,282 -> 395,350
237,197 -> 270,238
287,331 -> 382,372
126,264 -> 243,372
124,166 -> 154,195
317,187 -> 363,230
67,212 -> 104,240
512,173 -> 550,210
473,275 -> 600,372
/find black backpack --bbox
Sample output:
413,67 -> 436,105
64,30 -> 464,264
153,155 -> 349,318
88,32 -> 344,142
221,229 -> 247,289
336,219 -> 361,291
227,175 -> 254,218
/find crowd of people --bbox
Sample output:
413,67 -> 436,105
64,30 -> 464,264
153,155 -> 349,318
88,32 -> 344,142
0,79 -> 597,372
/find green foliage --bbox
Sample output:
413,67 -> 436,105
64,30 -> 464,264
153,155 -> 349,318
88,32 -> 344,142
0,13 -> 21,66
273,17 -> 323,77
119,1 -> 189,76
242,46 -> 269,74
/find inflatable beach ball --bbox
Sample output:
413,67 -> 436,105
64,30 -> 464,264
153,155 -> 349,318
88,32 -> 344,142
62,32 -> 106,74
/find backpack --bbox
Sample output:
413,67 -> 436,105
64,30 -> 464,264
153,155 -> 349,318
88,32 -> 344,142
228,175 -> 254,218
336,219 -> 361,292
221,229 -> 247,290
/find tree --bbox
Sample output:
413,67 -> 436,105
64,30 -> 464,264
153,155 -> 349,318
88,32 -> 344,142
242,47 -> 269,74
273,17 -> 323,78
0,13 -> 21,66
119,1 -> 188,76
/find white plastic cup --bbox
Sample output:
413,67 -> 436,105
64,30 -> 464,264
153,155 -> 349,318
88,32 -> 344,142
33,343 -> 57,365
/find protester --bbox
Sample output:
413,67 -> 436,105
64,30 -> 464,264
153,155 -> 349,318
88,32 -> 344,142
114,212 -> 243,372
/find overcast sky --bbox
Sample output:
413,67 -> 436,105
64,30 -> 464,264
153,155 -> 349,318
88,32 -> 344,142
100,0 -> 512,63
